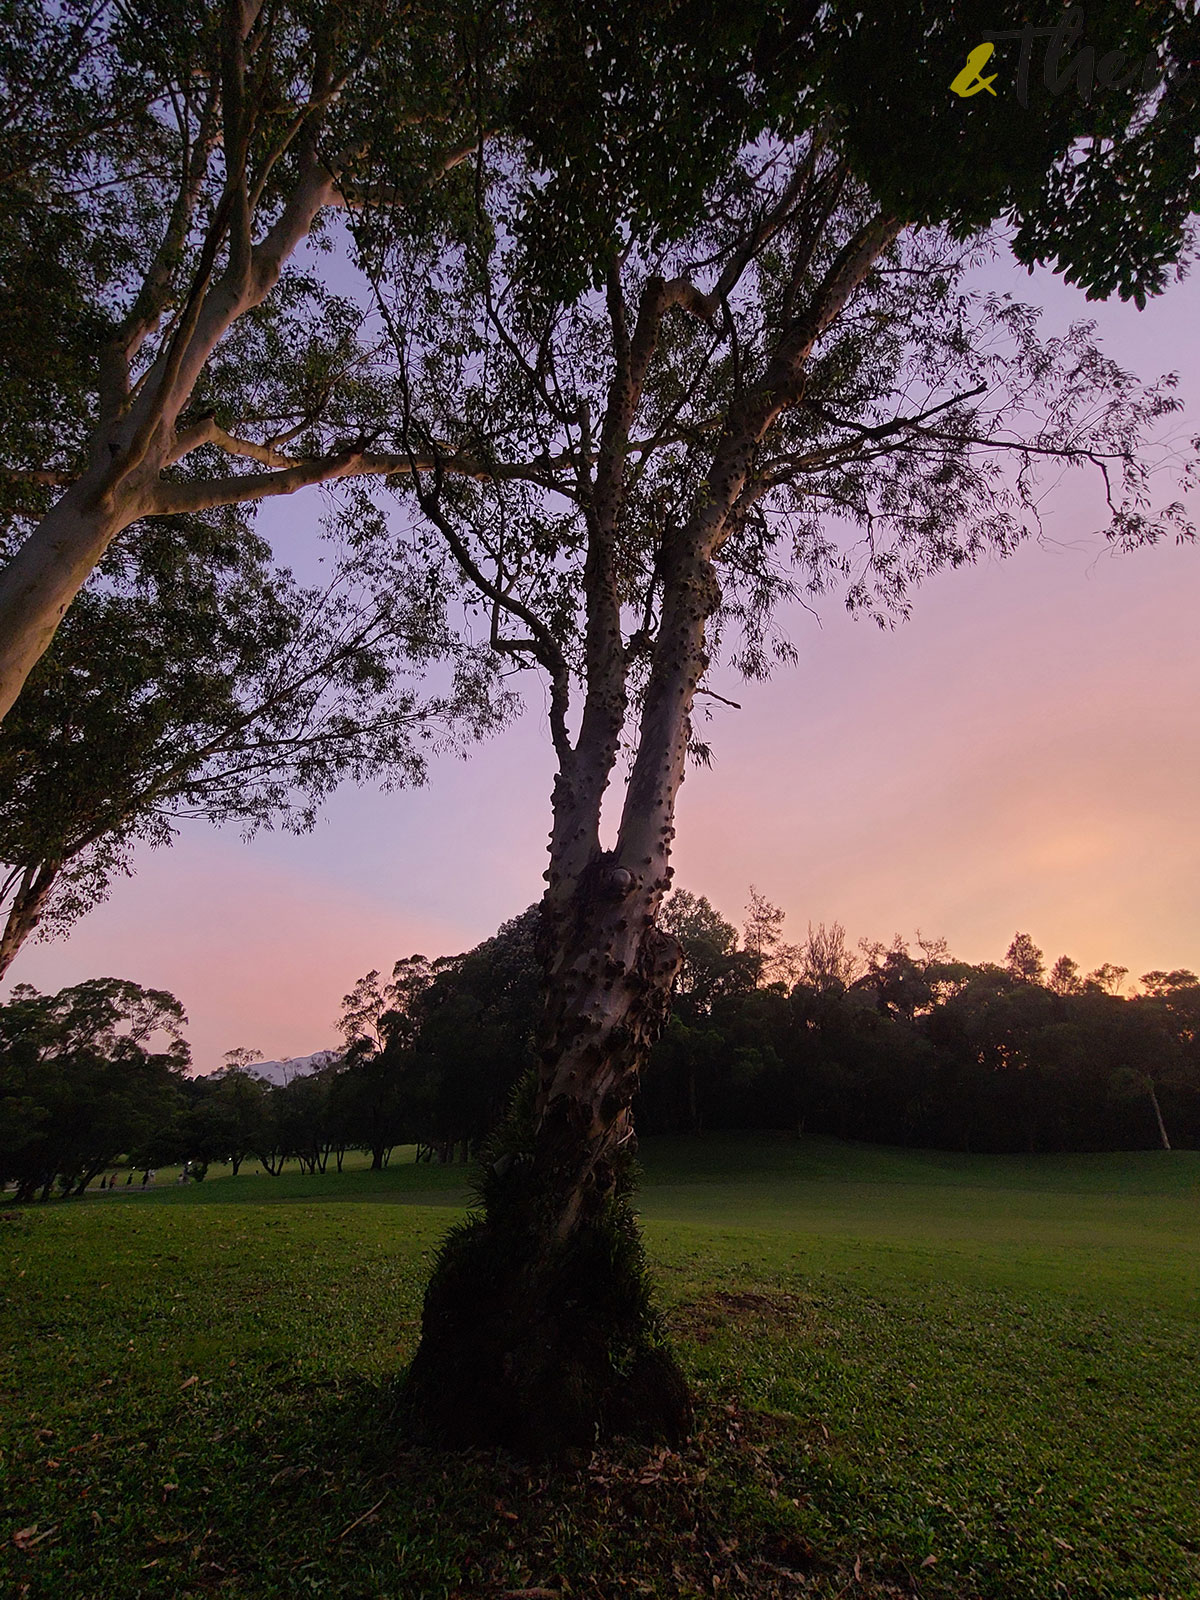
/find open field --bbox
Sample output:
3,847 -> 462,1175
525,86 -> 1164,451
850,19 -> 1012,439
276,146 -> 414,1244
3,1135 -> 1199,1598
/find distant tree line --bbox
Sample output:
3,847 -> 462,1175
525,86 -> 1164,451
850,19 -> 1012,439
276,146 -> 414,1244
642,895 -> 1200,1156
3,895 -> 1198,1199
0,908 -> 541,1196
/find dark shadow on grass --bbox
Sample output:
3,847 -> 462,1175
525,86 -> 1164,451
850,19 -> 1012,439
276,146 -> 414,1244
272,1370 -> 839,1599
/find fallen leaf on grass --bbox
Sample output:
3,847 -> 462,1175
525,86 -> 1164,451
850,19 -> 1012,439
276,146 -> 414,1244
921,1555 -> 937,1568
499,1590 -> 560,1598
13,1525 -> 56,1551
759,1564 -> 810,1584
179,1375 -> 199,1391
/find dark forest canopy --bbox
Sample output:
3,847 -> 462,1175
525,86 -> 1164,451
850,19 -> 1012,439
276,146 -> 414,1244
309,901 -> 1200,1160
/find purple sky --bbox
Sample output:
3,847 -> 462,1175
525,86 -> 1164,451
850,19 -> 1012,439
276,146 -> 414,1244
10,255 -> 1199,1071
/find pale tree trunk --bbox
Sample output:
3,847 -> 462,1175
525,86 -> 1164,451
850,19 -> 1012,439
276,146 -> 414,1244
0,474 -> 151,723
0,225 -> 327,723
0,860 -> 62,982
1148,1080 -> 1172,1150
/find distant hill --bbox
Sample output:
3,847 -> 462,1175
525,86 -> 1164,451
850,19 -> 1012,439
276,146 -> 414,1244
250,1050 -> 340,1086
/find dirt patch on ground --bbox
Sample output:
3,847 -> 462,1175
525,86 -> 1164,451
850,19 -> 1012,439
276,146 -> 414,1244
671,1288 -> 812,1345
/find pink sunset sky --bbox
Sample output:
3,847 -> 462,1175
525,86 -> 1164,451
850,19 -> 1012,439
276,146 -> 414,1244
9,253 -> 1199,1071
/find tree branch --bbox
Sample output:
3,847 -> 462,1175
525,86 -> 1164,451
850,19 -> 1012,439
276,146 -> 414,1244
99,82 -> 221,419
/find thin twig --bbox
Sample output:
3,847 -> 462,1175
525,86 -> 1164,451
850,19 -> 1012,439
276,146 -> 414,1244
334,1494 -> 387,1542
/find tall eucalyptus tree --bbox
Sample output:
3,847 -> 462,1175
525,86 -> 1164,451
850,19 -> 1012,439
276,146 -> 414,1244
358,1 -> 1198,1449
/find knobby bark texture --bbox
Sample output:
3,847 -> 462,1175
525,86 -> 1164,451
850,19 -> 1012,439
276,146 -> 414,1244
400,530 -> 725,1455
400,865 -> 694,1455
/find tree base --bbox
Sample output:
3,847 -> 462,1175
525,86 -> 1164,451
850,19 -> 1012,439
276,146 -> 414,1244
400,1195 -> 692,1456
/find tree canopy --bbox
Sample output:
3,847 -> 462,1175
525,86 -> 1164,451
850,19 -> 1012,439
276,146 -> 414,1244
0,513 -> 511,977
0,976 -> 188,1200
0,0 -> 505,719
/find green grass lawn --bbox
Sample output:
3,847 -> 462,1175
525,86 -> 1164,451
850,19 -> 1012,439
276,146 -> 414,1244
3,1135 -> 1198,1598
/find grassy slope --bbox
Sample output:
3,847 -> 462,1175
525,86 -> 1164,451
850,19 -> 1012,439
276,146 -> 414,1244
2,1135 -> 1198,1599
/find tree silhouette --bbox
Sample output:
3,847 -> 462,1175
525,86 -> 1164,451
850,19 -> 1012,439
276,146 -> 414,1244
0,977 -> 188,1200
1005,932 -> 1046,985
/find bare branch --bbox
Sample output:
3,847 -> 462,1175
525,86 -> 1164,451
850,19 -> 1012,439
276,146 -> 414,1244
695,686 -> 741,710
664,151 -> 827,324
800,382 -> 987,441
150,449 -> 371,513
164,417 -> 568,490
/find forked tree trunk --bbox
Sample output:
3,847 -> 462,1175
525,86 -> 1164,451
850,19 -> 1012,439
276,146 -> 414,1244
402,535 -> 718,1453
0,46 -> 351,732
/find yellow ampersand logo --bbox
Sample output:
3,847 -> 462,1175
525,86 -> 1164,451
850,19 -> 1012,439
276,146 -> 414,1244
951,42 -> 999,97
